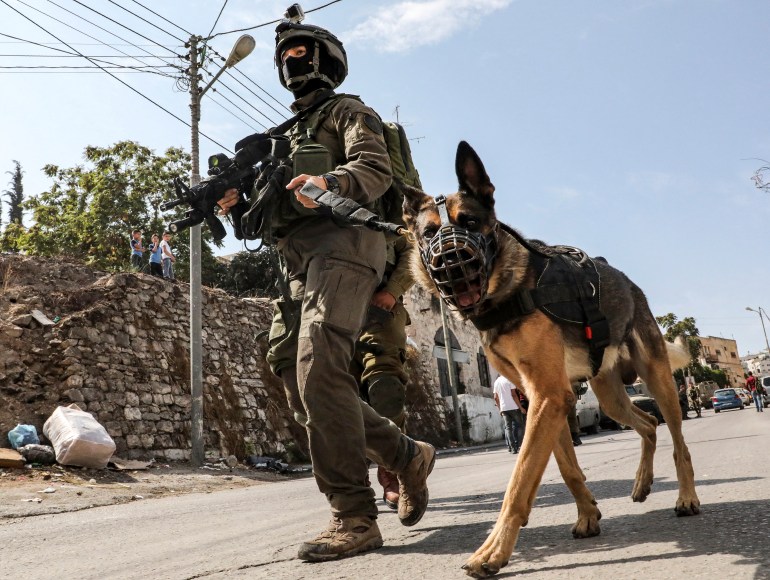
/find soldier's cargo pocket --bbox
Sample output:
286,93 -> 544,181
305,256 -> 378,334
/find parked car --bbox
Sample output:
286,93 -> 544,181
598,384 -> 665,430
736,388 -> 752,406
712,388 -> 744,412
575,382 -> 601,434
696,381 -> 719,409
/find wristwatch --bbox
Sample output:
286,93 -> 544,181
322,173 -> 341,194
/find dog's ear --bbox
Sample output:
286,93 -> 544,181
400,182 -> 431,228
455,141 -> 495,206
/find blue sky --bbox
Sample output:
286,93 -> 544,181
1,0 -> 769,354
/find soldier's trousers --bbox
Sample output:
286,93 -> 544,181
265,222 -> 415,519
351,300 -> 409,430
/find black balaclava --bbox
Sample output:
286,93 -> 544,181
281,39 -> 338,98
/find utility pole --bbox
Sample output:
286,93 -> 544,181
182,33 -> 255,467
187,35 -> 204,467
440,299 -> 465,445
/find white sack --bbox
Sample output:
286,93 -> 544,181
43,404 -> 116,469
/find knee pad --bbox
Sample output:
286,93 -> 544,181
367,375 -> 406,422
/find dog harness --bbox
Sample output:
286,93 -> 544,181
420,194 -> 610,377
470,225 -> 611,376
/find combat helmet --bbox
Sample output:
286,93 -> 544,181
274,19 -> 348,93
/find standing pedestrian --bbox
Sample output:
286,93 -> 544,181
129,229 -> 145,272
493,375 -> 526,454
217,14 -> 434,563
687,383 -> 701,418
746,372 -> 763,412
678,384 -> 690,419
148,233 -> 163,277
160,231 -> 175,280
567,382 -> 585,446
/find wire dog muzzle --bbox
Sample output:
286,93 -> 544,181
420,195 -> 497,313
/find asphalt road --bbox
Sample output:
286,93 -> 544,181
2,407 -> 769,580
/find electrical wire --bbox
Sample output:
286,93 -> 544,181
126,0 -> 192,37
0,32 -> 177,78
207,0 -> 344,40
223,68 -> 291,119
69,0 -> 185,58
204,92 -> 261,133
31,0 -> 183,75
207,0 -> 228,39
210,77 -> 279,125
0,0 -> 232,152
105,0 -> 186,44
209,86 -> 268,130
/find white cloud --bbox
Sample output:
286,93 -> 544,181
345,0 -> 513,53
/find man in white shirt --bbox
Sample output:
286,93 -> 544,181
493,375 -> 526,454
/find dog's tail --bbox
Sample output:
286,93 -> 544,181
666,336 -> 692,371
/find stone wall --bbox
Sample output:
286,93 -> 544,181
0,255 -> 450,461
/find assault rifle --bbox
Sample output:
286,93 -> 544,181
159,135 -> 279,242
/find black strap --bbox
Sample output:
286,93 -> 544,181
234,89 -> 337,151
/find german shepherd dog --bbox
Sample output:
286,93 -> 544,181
401,142 -> 700,577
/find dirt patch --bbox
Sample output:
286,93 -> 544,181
0,460 -> 310,519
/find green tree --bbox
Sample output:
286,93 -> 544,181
655,313 -> 701,361
214,246 -> 281,298
3,160 -> 23,225
3,141 -> 222,276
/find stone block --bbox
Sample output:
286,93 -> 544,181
124,407 -> 142,421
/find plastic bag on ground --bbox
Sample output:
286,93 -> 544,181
8,424 -> 40,449
43,404 -> 116,469
17,444 -> 56,465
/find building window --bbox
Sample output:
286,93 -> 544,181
434,327 -> 465,397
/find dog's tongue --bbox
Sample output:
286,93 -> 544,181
457,291 -> 481,308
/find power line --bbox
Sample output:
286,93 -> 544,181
0,0 -> 231,152
0,32 -> 177,78
204,92 -> 261,133
208,0 -> 344,40
210,77 -> 280,125
105,0 -> 186,44
69,0 -> 185,58
0,54 -> 176,58
207,0 -> 228,38
126,0 -> 192,37
30,0 -> 183,74
209,86 -> 269,130
204,48 -> 291,117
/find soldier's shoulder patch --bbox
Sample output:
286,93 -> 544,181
362,114 -> 383,135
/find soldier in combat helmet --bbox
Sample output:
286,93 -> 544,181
218,6 -> 434,563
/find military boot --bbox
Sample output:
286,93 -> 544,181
298,515 -> 383,562
377,465 -> 399,510
397,440 -> 436,526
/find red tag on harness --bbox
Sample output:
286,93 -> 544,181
585,326 -> 593,340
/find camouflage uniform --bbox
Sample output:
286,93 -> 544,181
265,88 -> 417,520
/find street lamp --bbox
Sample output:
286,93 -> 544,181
745,306 -> 770,356
188,34 -> 254,466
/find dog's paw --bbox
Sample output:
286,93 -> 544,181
461,555 -> 509,578
674,496 -> 701,517
571,509 -> 602,539
631,481 -> 652,503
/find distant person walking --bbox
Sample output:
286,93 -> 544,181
160,232 -> 175,280
746,372 -> 763,412
493,375 -> 526,454
687,384 -> 701,418
147,233 -> 163,277
678,384 -> 690,420
130,230 -> 145,272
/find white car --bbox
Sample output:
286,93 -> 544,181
575,382 -> 601,434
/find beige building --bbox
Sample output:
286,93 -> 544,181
697,336 -> 745,387
404,285 -> 503,444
